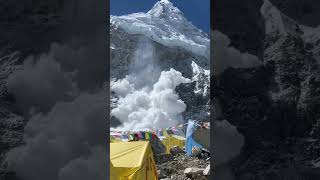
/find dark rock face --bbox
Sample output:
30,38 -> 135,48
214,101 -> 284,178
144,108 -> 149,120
0,0 -> 63,22
213,0 -> 320,179
213,0 -> 265,57
213,35 -> 320,179
213,67 -> 272,142
263,34 -> 320,136
270,0 -> 320,27
0,50 -> 25,180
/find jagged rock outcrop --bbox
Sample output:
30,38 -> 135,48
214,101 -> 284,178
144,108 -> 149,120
0,50 -> 25,179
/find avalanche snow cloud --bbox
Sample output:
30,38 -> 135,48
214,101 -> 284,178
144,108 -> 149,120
212,120 -> 244,166
5,43 -> 107,180
7,54 -> 76,113
212,30 -> 261,74
4,0 -> 107,179
5,92 -> 106,180
112,68 -> 191,130
111,39 -> 191,130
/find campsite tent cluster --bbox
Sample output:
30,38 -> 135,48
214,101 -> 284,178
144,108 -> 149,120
110,120 -> 210,180
110,125 -> 186,153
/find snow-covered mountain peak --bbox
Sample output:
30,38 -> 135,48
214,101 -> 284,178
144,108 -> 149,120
110,1 -> 209,58
261,0 -> 302,37
260,0 -> 320,63
148,0 -> 183,18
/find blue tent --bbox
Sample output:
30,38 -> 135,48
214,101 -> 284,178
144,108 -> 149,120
185,120 -> 203,156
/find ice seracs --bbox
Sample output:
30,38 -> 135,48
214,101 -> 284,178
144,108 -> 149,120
191,61 -> 210,96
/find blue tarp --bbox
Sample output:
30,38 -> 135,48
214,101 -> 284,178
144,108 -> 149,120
185,120 -> 203,156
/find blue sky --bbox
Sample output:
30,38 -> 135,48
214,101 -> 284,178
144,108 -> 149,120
110,0 -> 210,33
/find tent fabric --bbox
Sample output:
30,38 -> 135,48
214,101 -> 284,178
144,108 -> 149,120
171,128 -> 185,138
185,120 -> 203,156
110,141 -> 158,180
157,129 -> 169,138
161,135 -> 185,154
112,132 -> 158,142
192,128 -> 210,150
163,129 -> 169,137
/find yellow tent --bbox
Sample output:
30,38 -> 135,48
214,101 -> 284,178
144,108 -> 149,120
161,135 -> 186,154
110,141 -> 158,180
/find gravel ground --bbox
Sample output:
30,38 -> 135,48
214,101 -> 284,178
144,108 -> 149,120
154,152 -> 210,180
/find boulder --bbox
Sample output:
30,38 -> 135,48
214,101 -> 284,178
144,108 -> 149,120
184,167 -> 204,175
170,146 -> 184,155
157,170 -> 164,179
203,164 -> 210,176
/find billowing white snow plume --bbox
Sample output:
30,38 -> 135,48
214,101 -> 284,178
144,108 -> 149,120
112,68 -> 191,131
127,39 -> 161,89
5,92 -> 106,180
5,40 -> 107,180
212,30 -> 261,74
212,120 -> 244,180
109,40 -> 159,99
110,0 -> 209,58
7,52 -> 77,113
111,35 -> 191,130
4,39 -> 107,180
212,120 -> 244,166
3,0 -> 107,179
